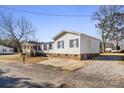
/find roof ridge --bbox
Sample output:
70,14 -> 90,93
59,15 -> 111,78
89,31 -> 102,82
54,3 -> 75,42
62,30 -> 100,40
0,45 -> 13,48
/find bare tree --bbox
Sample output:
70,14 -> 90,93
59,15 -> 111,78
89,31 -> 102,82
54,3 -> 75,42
92,5 -> 124,52
17,17 -> 34,40
108,14 -> 124,49
109,30 -> 124,49
0,13 -> 34,53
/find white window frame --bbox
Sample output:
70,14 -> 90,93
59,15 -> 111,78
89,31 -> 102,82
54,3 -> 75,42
57,41 -> 64,49
69,39 -> 79,48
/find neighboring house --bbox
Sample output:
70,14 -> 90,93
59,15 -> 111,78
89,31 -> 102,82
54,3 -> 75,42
0,45 -> 14,54
105,41 -> 124,51
119,40 -> 124,51
22,41 -> 43,56
105,42 -> 115,49
104,42 -> 116,52
22,31 -> 100,60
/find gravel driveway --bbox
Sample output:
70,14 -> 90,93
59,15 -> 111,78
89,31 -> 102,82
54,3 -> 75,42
0,55 -> 124,88
0,62 -> 72,88
64,61 -> 119,87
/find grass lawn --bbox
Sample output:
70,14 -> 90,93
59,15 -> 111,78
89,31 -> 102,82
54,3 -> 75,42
101,53 -> 124,63
0,54 -> 48,63
100,53 -> 124,56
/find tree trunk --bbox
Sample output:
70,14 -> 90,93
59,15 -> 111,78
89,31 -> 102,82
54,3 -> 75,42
116,42 -> 120,50
101,35 -> 105,53
104,39 -> 107,52
16,40 -> 22,54
101,42 -> 105,53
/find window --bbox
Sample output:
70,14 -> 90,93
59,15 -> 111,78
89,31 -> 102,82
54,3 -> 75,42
69,39 -> 79,48
57,41 -> 64,49
44,44 -> 47,50
2,49 -> 4,53
49,43 -> 52,49
4,49 -> 6,52
33,46 -> 37,50
10,49 -> 11,52
38,45 -> 41,50
2,49 -> 6,53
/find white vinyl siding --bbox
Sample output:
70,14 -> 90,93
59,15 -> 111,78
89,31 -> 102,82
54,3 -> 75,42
80,35 -> 100,54
88,40 -> 91,49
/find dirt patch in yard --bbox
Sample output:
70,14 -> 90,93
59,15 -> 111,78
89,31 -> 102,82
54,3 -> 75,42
39,58 -> 92,71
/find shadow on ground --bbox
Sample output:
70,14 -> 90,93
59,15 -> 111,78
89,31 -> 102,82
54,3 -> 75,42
0,67 -> 64,88
92,55 -> 124,61
0,69 -> 43,88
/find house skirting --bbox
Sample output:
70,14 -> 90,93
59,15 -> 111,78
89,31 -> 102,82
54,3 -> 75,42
80,53 -> 100,60
0,53 -> 14,55
46,53 -> 100,60
24,51 -> 99,60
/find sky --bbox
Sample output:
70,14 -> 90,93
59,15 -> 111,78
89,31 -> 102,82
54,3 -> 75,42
0,5 -> 100,42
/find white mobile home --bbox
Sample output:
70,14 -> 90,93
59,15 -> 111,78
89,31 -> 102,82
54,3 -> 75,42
0,45 -> 14,54
42,31 -> 100,59
22,31 -> 100,60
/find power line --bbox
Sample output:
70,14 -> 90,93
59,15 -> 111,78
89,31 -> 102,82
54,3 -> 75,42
0,6 -> 92,17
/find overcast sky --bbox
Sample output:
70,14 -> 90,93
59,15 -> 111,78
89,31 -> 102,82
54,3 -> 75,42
0,5 -> 100,42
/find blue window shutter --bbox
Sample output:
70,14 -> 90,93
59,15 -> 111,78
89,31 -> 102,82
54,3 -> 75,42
62,41 -> 64,48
